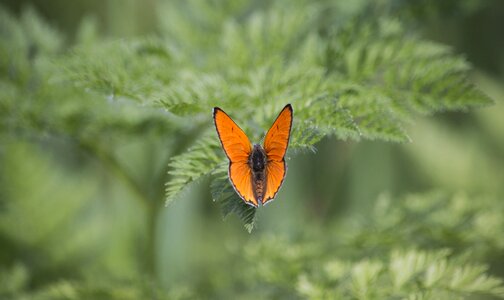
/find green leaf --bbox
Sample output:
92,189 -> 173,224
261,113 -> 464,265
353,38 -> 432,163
156,9 -> 492,227
13,1 -> 493,230
165,134 -> 222,205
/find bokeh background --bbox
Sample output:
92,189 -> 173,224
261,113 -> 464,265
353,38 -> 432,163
1,0 -> 503,299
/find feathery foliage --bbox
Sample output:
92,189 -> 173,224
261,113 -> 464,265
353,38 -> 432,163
4,0 -> 491,227
0,0 -> 503,299
151,1 -> 491,226
214,192 -> 504,299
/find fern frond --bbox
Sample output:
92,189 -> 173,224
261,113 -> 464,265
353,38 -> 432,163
238,233 -> 504,299
337,192 -> 504,263
165,134 -> 221,205
58,38 -> 173,104
36,1 -> 494,229
0,5 -> 62,87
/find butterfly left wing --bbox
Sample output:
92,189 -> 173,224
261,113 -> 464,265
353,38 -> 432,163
262,104 -> 293,204
229,162 -> 256,207
213,107 -> 258,207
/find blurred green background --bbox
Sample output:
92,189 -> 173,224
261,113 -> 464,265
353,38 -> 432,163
1,0 -> 503,299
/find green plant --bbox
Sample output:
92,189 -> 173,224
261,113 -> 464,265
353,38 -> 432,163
1,1 -> 502,299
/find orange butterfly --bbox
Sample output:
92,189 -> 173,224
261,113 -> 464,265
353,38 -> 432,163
213,104 -> 293,207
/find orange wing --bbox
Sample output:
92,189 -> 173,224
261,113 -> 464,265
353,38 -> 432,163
229,162 -> 257,207
263,160 -> 286,203
262,104 -> 293,204
263,104 -> 293,161
213,107 -> 257,207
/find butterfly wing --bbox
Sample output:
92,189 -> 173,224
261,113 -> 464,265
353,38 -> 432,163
262,104 -> 293,204
213,107 -> 258,207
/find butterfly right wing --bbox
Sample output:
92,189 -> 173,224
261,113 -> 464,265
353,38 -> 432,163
213,107 -> 258,207
262,104 -> 293,204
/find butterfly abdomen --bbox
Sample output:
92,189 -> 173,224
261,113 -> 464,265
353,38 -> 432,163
253,174 -> 265,203
250,145 -> 268,204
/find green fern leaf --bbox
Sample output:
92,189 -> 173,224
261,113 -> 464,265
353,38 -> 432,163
34,1 -> 494,229
165,134 -> 221,205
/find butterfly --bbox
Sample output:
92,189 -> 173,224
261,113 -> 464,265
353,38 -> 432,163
213,104 -> 293,207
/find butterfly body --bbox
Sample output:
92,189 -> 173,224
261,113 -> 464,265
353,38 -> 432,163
213,104 -> 293,207
250,144 -> 267,203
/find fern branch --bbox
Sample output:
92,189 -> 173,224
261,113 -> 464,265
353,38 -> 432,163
165,134 -> 221,205
35,1 -> 494,229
